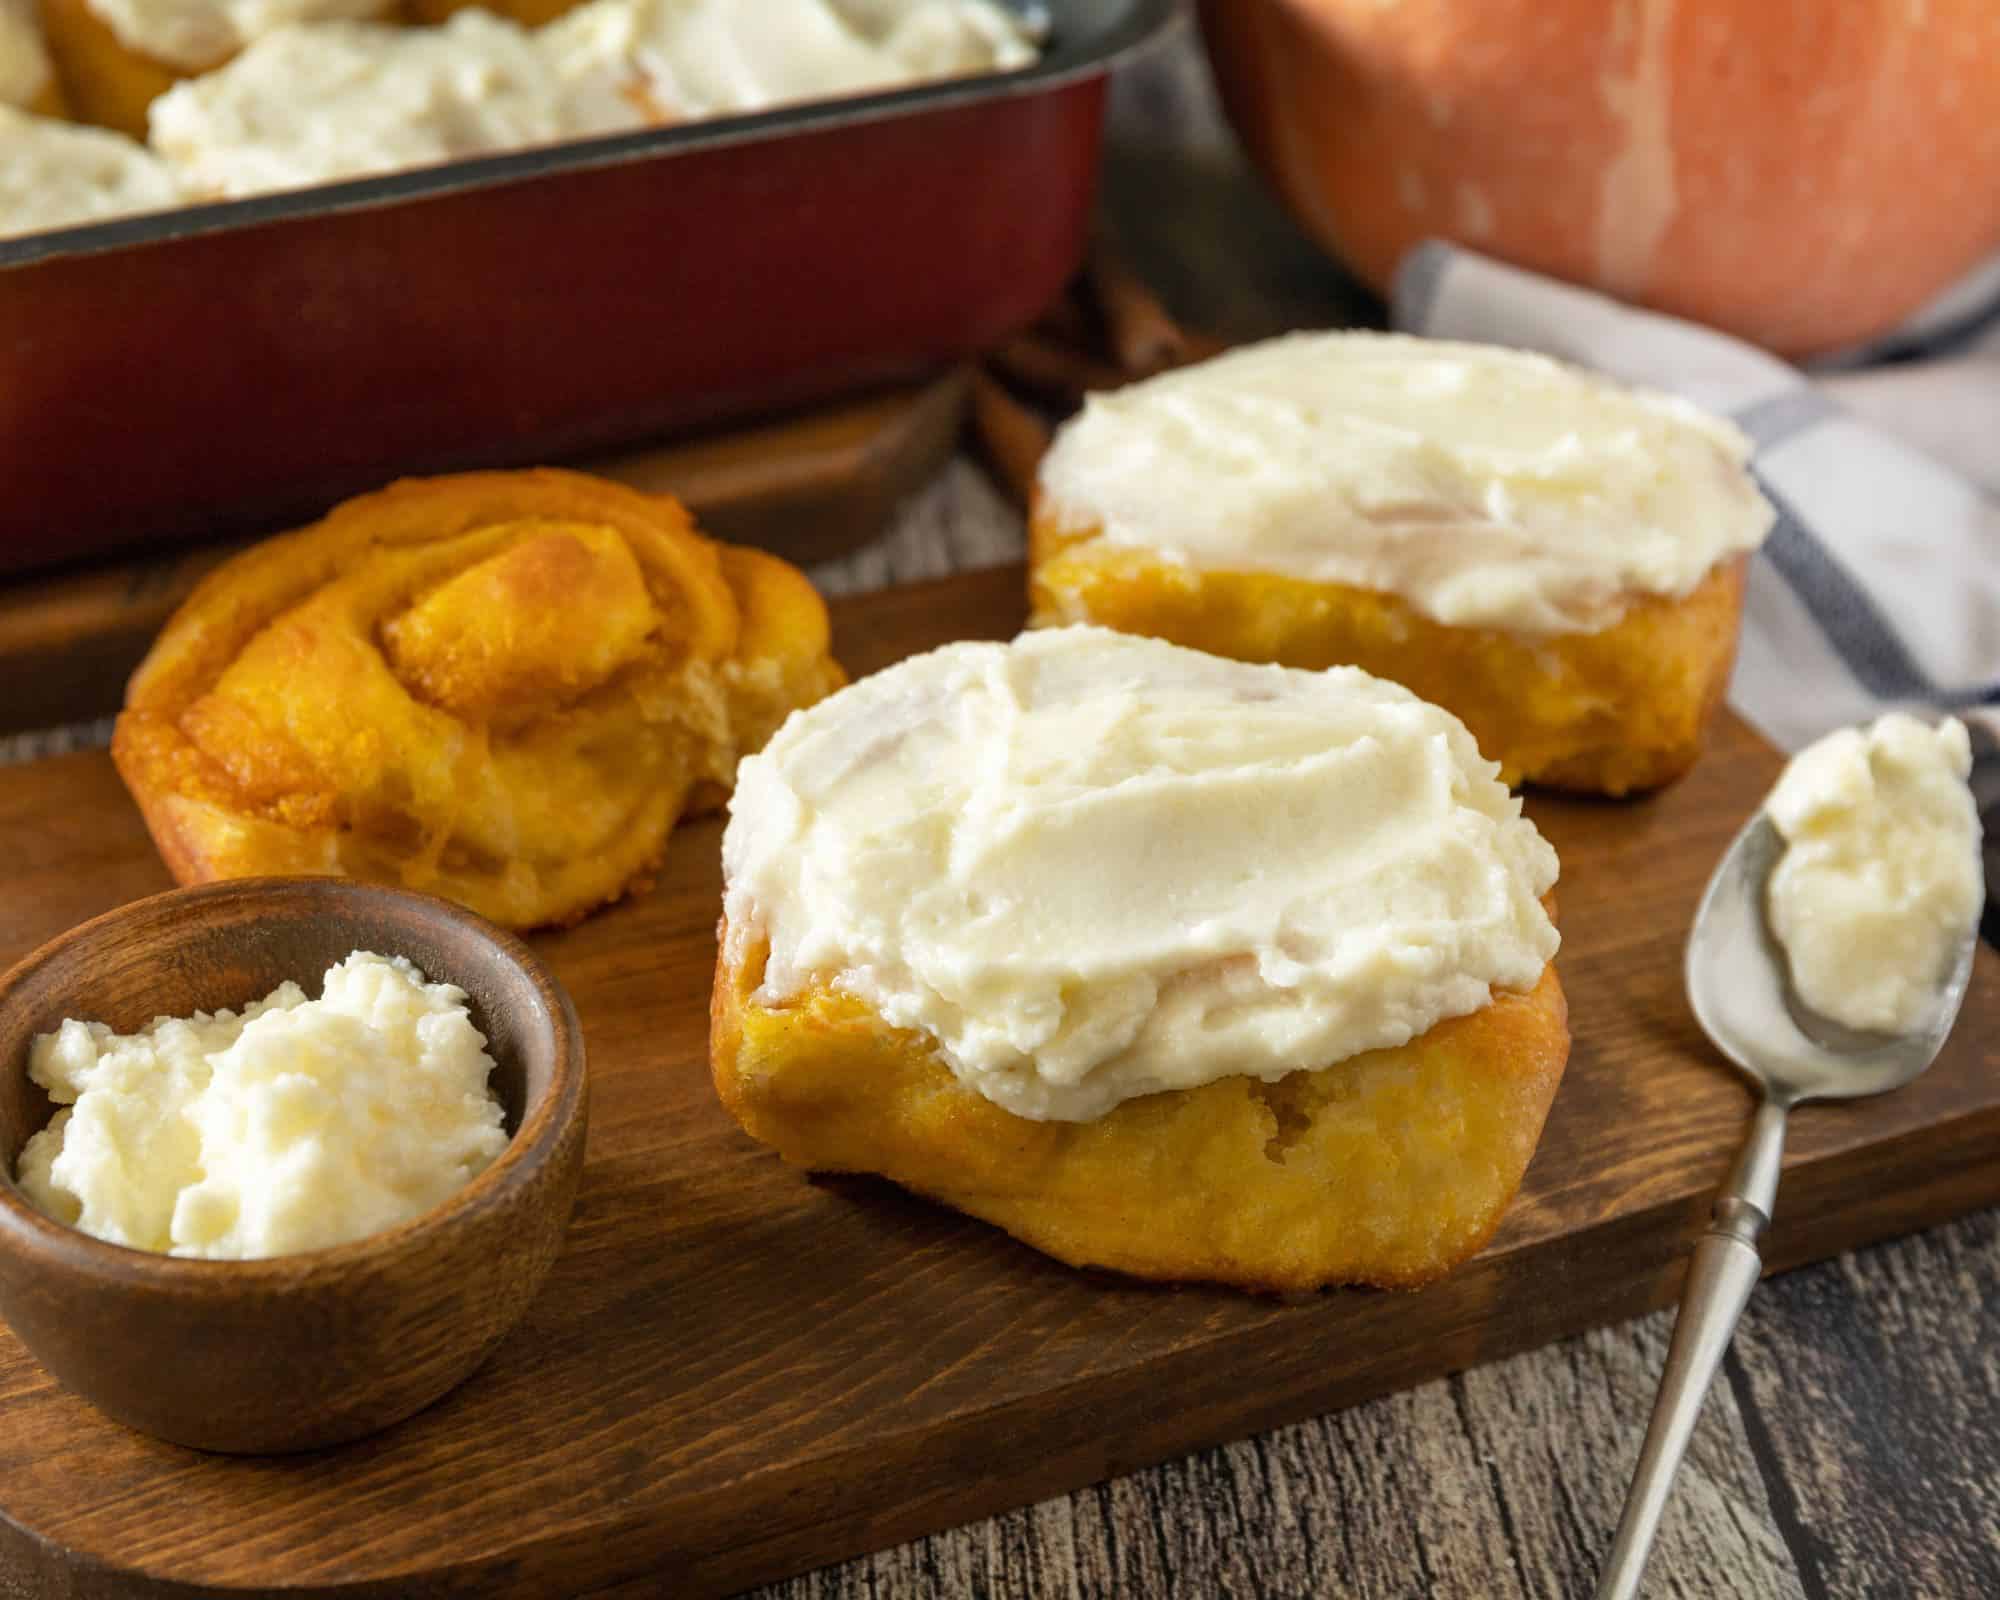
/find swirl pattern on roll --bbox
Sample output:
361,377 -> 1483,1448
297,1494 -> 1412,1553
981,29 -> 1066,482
113,469 -> 844,928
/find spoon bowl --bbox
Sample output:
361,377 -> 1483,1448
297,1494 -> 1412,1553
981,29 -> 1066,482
1686,812 -> 1979,1106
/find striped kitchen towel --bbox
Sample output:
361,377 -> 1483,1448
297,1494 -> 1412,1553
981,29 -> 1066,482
1392,242 -> 2000,928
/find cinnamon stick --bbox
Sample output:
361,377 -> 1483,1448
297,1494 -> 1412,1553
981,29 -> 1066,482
970,370 -> 1054,511
989,333 -> 1129,406
1174,328 -> 1235,366
1087,240 -> 1188,376
1030,286 -> 1100,351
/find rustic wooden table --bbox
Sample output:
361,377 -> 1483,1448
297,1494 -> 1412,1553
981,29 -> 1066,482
756,24 -> 2000,1600
0,21 -> 1992,1600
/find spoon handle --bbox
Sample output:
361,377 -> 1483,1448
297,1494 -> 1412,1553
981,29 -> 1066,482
1595,1099 -> 1788,1600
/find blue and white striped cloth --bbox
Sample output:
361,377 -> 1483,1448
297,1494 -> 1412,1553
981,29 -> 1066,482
1392,243 -> 2000,758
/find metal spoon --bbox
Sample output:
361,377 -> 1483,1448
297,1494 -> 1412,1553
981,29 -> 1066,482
1594,810 -> 1979,1600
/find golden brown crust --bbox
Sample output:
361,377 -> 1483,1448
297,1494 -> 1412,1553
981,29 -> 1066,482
113,469 -> 841,930
1027,501 -> 1748,797
711,914 -> 1569,1295
714,544 -> 848,754
36,0 -> 204,138
28,69 -> 69,119
405,0 -> 581,24
684,545 -> 848,817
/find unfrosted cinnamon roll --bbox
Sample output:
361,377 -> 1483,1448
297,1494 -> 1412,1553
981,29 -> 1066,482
113,469 -> 843,929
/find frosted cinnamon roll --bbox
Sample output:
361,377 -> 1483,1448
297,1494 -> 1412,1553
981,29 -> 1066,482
146,9 -> 644,199
713,626 -> 1569,1292
533,0 -> 1037,122
1029,332 -> 1776,795
38,0 -> 396,138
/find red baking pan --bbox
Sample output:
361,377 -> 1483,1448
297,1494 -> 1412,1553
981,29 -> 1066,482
0,0 -> 1174,577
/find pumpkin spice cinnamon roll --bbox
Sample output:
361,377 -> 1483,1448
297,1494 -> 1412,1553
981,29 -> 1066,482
713,627 -> 1568,1293
113,469 -> 843,930
1029,332 -> 1776,796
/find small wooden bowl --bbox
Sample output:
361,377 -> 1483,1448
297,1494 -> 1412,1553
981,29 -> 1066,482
0,878 -> 588,1454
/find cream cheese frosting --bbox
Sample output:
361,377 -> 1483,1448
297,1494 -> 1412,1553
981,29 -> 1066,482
840,0 -> 1040,77
1765,713 -> 1983,1035
16,952 -> 509,1259
0,106 -> 181,239
146,0 -> 1034,201
1036,332 -> 1777,636
722,626 -> 1561,1123
86,0 -> 393,73
0,0 -> 51,110
542,0 -> 1036,123
147,11 -> 645,200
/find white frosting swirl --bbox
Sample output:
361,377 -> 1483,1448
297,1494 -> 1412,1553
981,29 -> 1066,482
1037,332 -> 1776,636
0,106 -> 181,240
723,626 -> 1561,1123
147,12 -> 645,200
542,0 -> 1036,122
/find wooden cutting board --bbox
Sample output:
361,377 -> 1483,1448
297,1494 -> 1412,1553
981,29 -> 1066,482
0,565 -> 1995,1599
0,371 -> 969,740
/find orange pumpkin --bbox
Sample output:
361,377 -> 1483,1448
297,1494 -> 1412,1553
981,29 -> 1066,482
1197,0 -> 2000,357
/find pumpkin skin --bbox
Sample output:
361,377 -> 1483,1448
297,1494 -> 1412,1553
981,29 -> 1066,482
1197,0 -> 2000,357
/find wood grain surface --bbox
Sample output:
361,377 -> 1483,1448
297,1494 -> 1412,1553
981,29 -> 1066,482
0,372 -> 967,740
0,563 -> 1995,1598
